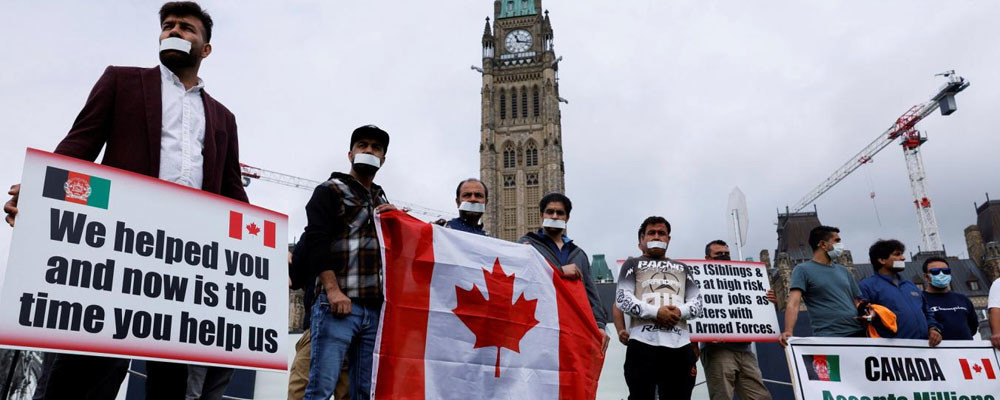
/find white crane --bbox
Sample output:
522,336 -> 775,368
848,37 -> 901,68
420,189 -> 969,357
240,163 -> 456,220
789,71 -> 970,252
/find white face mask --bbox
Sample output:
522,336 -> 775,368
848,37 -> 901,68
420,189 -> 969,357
826,242 -> 845,258
891,260 -> 906,271
646,241 -> 668,250
458,201 -> 485,213
353,153 -> 381,168
542,218 -> 566,229
159,37 -> 192,54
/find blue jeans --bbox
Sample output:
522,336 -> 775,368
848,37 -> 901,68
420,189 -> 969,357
303,293 -> 382,400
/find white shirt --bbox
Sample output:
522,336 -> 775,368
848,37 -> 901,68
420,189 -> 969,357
989,278 -> 1000,309
616,256 -> 703,349
158,64 -> 205,189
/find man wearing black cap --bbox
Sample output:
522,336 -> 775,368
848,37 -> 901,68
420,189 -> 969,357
299,125 -> 396,400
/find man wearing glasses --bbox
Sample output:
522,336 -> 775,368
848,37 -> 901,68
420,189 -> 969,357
921,257 -> 979,340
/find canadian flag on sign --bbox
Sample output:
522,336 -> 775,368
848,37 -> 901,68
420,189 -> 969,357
959,358 -> 997,380
372,211 -> 604,400
229,210 -> 276,248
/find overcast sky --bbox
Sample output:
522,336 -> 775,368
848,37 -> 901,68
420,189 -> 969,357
2,0 -> 999,272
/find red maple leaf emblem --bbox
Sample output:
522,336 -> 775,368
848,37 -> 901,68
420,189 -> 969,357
246,222 -> 260,236
974,364 -> 983,373
452,258 -> 539,378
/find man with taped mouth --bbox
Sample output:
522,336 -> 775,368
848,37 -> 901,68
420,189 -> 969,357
443,178 -> 489,236
699,240 -> 773,400
299,125 -> 397,400
2,2 -> 248,399
615,216 -> 703,400
519,193 -> 611,354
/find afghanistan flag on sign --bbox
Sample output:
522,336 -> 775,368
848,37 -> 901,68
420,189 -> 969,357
42,166 -> 110,209
803,354 -> 841,382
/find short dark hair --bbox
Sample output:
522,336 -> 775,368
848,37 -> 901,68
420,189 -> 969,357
455,178 -> 488,200
160,2 -> 213,42
349,125 -> 390,153
705,240 -> 728,257
922,256 -> 950,273
808,225 -> 840,251
868,239 -> 905,268
538,193 -> 572,216
638,216 -> 671,240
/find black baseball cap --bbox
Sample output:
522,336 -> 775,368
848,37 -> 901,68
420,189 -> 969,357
350,125 -> 390,153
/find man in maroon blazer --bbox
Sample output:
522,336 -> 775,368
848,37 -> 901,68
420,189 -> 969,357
4,2 -> 246,400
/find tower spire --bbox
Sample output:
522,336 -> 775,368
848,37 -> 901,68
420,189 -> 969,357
482,17 -> 494,59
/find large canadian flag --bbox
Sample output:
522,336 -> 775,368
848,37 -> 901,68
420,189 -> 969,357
372,211 -> 604,400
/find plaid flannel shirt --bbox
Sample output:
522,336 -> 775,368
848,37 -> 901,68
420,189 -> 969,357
303,172 -> 388,300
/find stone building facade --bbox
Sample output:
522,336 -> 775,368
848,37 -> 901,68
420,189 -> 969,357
479,0 -> 566,240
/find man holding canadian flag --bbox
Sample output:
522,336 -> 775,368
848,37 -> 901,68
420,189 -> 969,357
371,210 -> 605,400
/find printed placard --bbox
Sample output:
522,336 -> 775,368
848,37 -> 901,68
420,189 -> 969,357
786,337 -> 999,400
0,148 -> 288,371
680,259 -> 780,342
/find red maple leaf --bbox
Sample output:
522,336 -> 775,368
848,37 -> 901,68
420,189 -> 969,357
452,258 -> 539,378
246,222 -> 260,236
974,364 -> 983,373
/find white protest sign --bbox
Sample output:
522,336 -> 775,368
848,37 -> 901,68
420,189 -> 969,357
0,148 -> 288,371
786,337 -> 999,400
679,259 -> 780,342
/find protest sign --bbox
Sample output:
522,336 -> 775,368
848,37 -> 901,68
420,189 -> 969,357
786,337 -> 999,400
0,148 -> 288,371
679,259 -> 779,342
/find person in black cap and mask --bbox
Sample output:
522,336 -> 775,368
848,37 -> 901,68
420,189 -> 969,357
299,125 -> 396,400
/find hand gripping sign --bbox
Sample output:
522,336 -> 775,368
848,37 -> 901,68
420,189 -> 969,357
0,149 -> 288,371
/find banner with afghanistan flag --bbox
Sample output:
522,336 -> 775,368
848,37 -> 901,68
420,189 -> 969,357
0,148 -> 289,371
786,337 -> 1000,400
372,211 -> 605,400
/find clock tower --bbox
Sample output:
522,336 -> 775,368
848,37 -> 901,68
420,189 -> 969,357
480,0 -> 565,241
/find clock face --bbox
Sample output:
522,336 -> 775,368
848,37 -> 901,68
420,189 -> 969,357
504,29 -> 533,53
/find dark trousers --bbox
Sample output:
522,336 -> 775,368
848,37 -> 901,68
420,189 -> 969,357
41,354 -> 193,400
145,361 -> 189,400
186,366 -> 235,400
41,354 -> 129,400
624,340 -> 697,400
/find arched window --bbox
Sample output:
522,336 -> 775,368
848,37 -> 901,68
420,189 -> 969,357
521,86 -> 528,118
503,143 -> 516,169
525,141 -> 538,167
532,86 -> 540,117
499,90 -> 507,120
511,87 -> 518,119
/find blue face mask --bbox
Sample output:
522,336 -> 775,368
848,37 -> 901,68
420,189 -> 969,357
930,273 -> 952,289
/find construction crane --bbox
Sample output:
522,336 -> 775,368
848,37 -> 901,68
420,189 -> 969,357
789,71 -> 970,252
240,163 -> 457,220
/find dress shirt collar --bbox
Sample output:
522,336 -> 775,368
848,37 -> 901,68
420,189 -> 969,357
159,64 -> 205,92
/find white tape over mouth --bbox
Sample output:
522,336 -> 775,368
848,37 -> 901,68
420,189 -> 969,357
646,241 -> 668,250
353,153 -> 381,168
542,219 -> 567,229
458,202 -> 485,213
160,37 -> 192,54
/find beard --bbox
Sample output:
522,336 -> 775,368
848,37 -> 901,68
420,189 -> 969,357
352,163 -> 379,176
458,210 -> 483,222
159,50 -> 197,71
